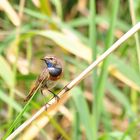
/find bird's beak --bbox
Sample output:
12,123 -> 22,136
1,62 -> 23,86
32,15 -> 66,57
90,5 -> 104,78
41,58 -> 45,61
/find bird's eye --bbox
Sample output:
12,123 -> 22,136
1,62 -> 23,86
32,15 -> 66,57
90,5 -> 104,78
50,57 -> 53,60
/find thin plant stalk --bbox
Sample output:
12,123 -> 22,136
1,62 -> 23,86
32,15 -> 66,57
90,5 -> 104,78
129,0 -> 140,72
129,0 -> 140,115
8,0 -> 25,123
89,0 -> 97,85
89,0 -> 97,139
92,0 -> 120,137
5,22 -> 140,140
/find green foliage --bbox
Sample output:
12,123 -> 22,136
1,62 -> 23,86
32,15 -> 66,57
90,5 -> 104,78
0,0 -> 140,140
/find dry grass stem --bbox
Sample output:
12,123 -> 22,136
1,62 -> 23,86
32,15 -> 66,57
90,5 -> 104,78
7,22 -> 140,140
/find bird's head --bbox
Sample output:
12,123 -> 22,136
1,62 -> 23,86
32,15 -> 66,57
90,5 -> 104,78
41,56 -> 63,69
41,56 -> 58,67
41,56 -> 63,78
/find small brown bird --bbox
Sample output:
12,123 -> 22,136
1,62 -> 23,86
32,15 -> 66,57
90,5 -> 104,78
24,56 -> 63,102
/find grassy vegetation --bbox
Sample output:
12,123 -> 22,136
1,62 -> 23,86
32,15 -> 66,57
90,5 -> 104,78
0,0 -> 140,139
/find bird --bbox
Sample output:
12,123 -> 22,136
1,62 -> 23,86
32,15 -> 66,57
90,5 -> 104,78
24,56 -> 63,102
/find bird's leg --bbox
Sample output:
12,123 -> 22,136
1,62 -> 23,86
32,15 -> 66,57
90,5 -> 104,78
40,88 -> 44,96
45,84 -> 59,101
47,89 -> 60,101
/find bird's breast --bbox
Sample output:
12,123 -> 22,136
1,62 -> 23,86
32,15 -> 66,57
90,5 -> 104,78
48,67 -> 62,80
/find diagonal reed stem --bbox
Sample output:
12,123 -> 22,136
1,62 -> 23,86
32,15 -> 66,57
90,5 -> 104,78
6,22 -> 140,140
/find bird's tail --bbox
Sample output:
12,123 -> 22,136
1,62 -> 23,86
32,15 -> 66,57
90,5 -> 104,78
24,86 -> 37,102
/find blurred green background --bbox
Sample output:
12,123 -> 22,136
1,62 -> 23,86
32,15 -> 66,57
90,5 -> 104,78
0,0 -> 140,140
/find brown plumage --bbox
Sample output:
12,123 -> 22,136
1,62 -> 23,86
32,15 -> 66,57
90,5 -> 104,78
24,56 -> 63,102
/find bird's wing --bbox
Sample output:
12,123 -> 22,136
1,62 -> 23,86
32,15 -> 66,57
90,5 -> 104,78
24,68 -> 49,102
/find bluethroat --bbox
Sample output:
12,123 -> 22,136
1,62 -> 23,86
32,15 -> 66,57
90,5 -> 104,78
24,56 -> 63,102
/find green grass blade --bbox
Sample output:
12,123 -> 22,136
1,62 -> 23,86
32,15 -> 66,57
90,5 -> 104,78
107,81 -> 133,117
72,111 -> 82,140
92,0 -> 120,139
2,83 -> 42,139
72,87 -> 94,140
